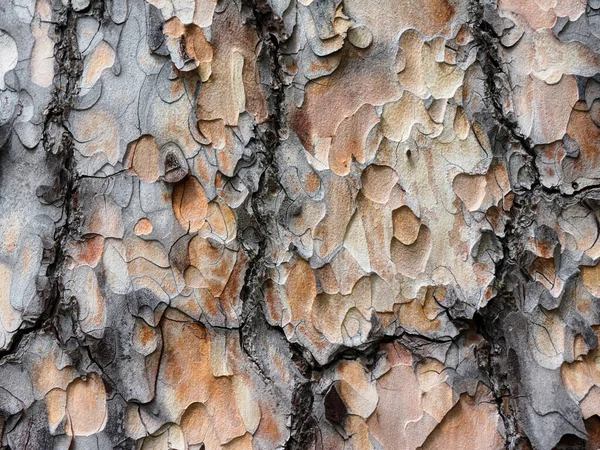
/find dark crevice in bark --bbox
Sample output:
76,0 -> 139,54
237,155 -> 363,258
0,2 -> 84,362
469,0 -> 534,448
471,2 -> 600,448
287,381 -> 317,450
237,0 -> 286,381
474,292 -> 528,450
237,2 -> 318,449
468,0 -> 534,166
469,0 -> 600,200
305,329 -> 458,378
41,1 -> 84,343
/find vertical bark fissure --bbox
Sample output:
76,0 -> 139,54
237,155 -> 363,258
0,2 -> 84,361
237,2 -> 318,449
469,0 -> 534,447
470,1 -> 600,447
43,2 -> 84,341
237,0 -> 285,379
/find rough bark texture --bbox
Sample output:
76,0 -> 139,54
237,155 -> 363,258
1,0 -> 600,449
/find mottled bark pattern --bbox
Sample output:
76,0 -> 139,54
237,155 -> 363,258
1,0 -> 600,449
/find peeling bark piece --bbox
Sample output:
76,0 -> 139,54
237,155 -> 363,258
80,41 -> 115,95
313,175 -> 356,262
127,135 -> 161,183
514,75 -> 578,145
452,173 -> 487,212
65,373 -> 107,437
347,26 -> 372,49
163,18 -> 213,71
419,386 -> 504,450
382,91 -> 442,142
195,1 -> 267,129
172,176 -> 208,232
134,218 -> 153,236
328,104 -> 380,175
67,266 -> 107,338
361,164 -> 398,204
391,225 -> 432,279
392,205 -> 421,245
499,0 -> 585,30
0,31 -> 18,90
336,360 -> 378,419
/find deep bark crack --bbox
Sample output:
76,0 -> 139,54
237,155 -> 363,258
0,2 -> 84,361
237,2 -> 318,449
468,0 -> 596,447
469,0 -> 535,447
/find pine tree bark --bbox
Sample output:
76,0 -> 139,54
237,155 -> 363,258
1,0 -> 600,449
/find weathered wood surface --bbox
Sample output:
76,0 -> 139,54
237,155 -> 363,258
1,0 -> 600,448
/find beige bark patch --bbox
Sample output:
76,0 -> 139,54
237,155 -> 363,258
128,135 -> 161,183
65,373 -> 107,436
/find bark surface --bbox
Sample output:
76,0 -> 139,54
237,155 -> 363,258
1,0 -> 600,449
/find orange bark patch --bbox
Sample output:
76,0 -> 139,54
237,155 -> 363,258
173,176 -> 209,232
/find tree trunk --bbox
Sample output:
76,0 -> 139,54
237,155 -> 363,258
0,0 -> 599,448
